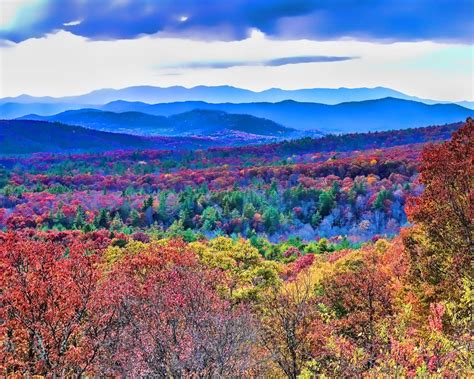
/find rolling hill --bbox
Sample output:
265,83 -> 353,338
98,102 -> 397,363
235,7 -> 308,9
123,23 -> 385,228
19,109 -> 172,135
0,120 -> 155,154
1,118 -> 464,156
167,110 -> 293,136
0,120 -> 235,154
18,109 -> 297,137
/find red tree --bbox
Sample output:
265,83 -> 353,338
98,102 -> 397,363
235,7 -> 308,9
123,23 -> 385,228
317,243 -> 394,368
406,117 -> 473,259
95,240 -> 259,377
405,118 -> 473,309
0,232 -> 111,376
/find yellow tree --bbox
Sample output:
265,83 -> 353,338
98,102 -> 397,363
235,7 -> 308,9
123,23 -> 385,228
189,237 -> 281,302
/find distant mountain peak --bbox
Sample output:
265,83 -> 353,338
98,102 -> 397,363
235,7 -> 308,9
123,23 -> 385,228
3,85 -> 468,107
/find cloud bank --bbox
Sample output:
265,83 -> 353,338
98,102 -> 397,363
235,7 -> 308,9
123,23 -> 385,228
1,31 -> 471,101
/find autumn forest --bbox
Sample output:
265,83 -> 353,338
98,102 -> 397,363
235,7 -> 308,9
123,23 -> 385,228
1,1 -> 473,377
0,118 -> 472,377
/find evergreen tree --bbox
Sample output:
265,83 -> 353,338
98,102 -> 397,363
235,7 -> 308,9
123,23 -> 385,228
263,207 -> 280,235
94,209 -> 110,229
318,191 -> 335,218
74,205 -> 86,229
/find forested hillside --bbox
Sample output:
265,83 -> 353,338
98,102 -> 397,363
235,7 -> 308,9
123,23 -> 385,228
1,119 -> 471,377
0,122 -> 461,243
0,119 -> 285,154
18,108 -> 296,136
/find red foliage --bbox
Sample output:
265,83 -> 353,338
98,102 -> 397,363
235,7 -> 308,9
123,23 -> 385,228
94,241 -> 257,377
404,118 -> 473,308
428,303 -> 445,333
407,118 -> 473,257
284,253 -> 315,281
317,245 -> 394,366
0,232 -> 108,376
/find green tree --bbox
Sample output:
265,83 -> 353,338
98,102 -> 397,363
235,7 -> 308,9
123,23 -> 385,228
202,206 -> 218,231
74,205 -> 86,229
318,191 -> 335,218
94,209 -> 110,229
373,189 -> 392,211
263,207 -> 280,234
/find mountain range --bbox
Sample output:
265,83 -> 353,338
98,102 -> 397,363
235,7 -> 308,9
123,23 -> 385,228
1,86 -> 472,150
17,98 -> 473,134
0,85 -> 429,105
1,85 -> 472,120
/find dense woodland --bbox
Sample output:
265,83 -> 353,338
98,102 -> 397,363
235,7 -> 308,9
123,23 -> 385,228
0,123 -> 459,245
0,119 -> 472,377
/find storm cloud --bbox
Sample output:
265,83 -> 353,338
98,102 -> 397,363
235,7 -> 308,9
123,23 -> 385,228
1,0 -> 473,43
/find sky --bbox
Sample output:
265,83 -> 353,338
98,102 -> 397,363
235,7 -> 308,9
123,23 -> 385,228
0,0 -> 473,101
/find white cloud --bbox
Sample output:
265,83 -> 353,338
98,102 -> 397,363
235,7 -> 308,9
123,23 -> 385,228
63,19 -> 82,26
0,30 -> 472,101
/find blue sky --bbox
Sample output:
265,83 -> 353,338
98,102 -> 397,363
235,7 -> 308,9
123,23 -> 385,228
0,0 -> 473,100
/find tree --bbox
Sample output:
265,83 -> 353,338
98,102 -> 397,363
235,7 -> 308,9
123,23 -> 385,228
310,211 -> 322,228
259,270 -> 317,379
243,202 -> 256,220
74,205 -> 86,228
129,209 -> 142,227
406,118 -> 473,266
94,209 -> 110,229
373,189 -> 392,211
201,206 -> 218,231
110,212 -> 124,231
404,118 -> 473,338
156,191 -> 171,225
318,190 -> 335,218
317,241 -> 394,368
141,195 -> 154,212
96,240 -> 260,377
0,164 -> 9,189
263,206 -> 280,235
0,233 -> 111,376
190,237 -> 281,302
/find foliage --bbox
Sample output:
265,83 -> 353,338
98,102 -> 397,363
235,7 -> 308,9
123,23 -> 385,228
190,237 -> 281,301
0,119 -> 471,376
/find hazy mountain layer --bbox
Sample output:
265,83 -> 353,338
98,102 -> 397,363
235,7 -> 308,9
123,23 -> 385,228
18,109 -> 298,137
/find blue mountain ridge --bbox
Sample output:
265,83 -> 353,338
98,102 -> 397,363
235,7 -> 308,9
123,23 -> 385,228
2,85 -> 469,107
15,97 -> 472,134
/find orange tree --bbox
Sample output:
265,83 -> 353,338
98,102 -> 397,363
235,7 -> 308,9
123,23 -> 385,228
405,118 -> 473,316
